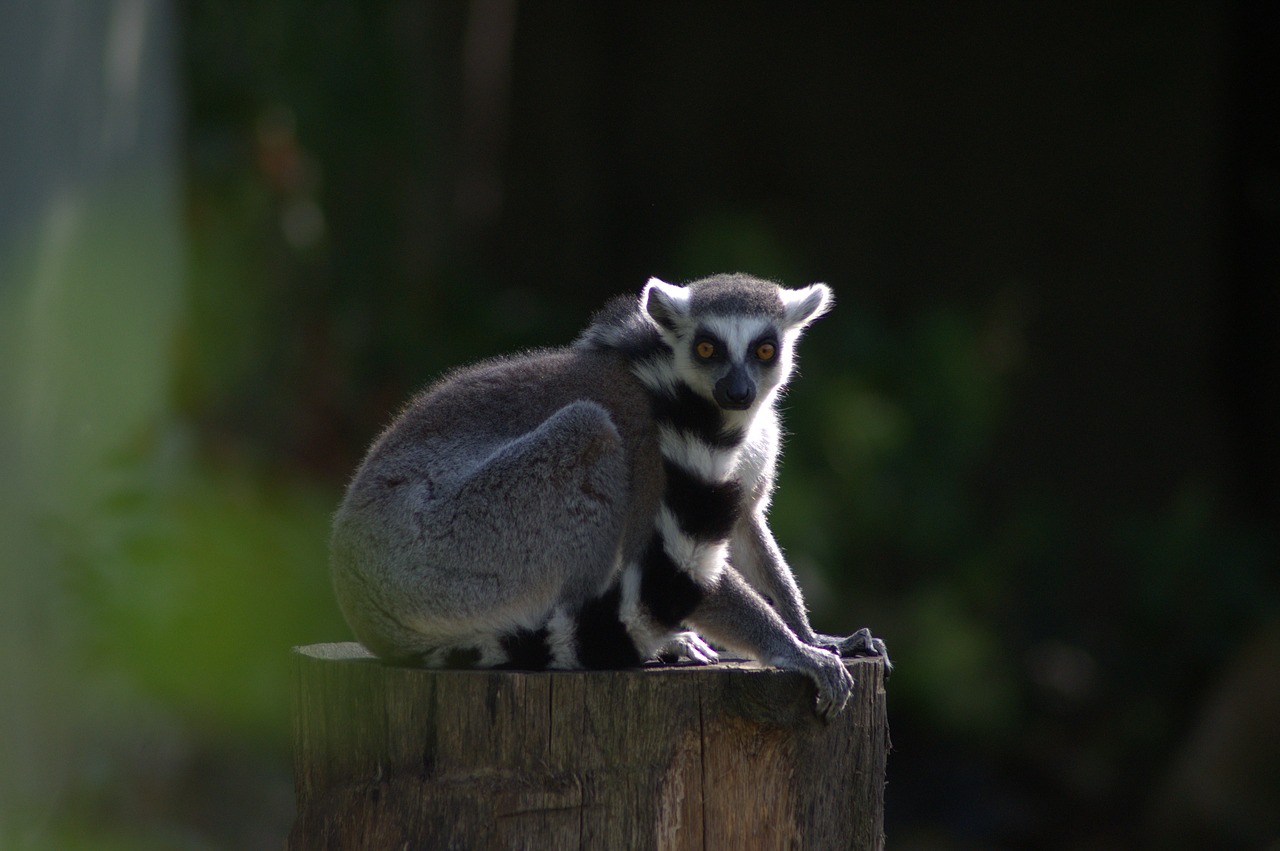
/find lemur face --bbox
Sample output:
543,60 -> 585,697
683,314 -> 782,411
641,277 -> 831,413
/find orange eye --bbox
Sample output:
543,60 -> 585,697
755,342 -> 777,361
695,341 -> 716,359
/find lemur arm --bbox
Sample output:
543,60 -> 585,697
728,411 -> 822,644
729,513 -> 821,644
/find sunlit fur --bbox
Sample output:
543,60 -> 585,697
331,273 -> 885,719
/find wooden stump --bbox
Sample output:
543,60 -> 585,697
288,642 -> 889,850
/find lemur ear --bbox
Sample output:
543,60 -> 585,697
641,277 -> 691,331
780,284 -> 833,329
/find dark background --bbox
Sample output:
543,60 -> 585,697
2,2 -> 1277,848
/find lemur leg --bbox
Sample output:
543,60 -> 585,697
686,567 -> 853,719
336,401 -> 628,655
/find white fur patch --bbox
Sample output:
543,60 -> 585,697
655,504 -> 696,565
632,357 -> 681,397
618,563 -> 669,658
693,540 -> 729,583
656,513 -> 728,585
737,410 -> 781,509
545,605 -> 580,669
657,425 -> 740,481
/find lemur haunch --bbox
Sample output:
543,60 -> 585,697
331,273 -> 889,717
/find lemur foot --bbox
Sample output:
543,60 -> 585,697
816,628 -> 892,674
656,631 -> 719,665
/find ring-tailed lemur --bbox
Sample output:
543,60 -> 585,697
331,273 -> 889,717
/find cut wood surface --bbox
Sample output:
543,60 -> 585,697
288,642 -> 889,850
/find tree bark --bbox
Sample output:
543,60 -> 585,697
288,642 -> 888,850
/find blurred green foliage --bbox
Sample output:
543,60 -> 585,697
67,451 -> 343,733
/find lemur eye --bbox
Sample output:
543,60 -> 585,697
755,342 -> 777,361
695,340 -> 716,360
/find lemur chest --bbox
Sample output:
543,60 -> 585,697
649,406 -> 777,512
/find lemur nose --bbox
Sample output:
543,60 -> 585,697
715,369 -> 756,410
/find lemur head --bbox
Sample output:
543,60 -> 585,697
641,274 -> 832,414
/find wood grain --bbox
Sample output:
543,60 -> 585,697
288,643 -> 888,850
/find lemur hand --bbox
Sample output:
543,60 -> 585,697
656,631 -> 719,665
779,644 -> 854,720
